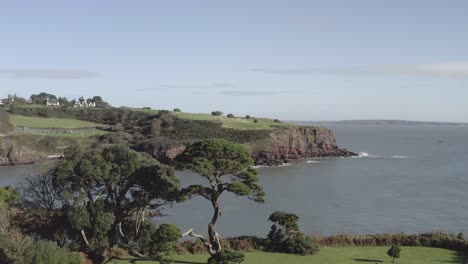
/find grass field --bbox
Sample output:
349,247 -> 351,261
127,107 -> 293,130
10,115 -> 103,129
113,247 -> 466,264
176,112 -> 292,130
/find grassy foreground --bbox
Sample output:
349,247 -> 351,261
114,247 -> 466,264
10,114 -> 103,129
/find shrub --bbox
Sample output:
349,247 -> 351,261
143,107 -> 152,110
273,119 -> 280,123
227,114 -> 235,118
149,224 -> 182,261
253,119 -> 259,123
245,115 -> 251,119
207,251 -> 245,264
211,111 -> 223,116
173,108 -> 181,112
266,211 -> 319,255
0,230 -> 84,264
387,245 -> 401,263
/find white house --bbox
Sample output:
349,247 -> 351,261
46,99 -> 60,106
74,99 -> 96,108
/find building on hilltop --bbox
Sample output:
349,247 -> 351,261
46,99 -> 60,106
73,97 -> 96,107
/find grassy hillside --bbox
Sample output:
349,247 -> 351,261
126,107 -> 292,130
114,247 -> 465,264
10,114 -> 103,129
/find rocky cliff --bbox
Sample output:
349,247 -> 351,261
143,126 -> 356,166
0,141 -> 45,166
246,126 -> 356,165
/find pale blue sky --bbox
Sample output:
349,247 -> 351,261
1,0 -> 467,121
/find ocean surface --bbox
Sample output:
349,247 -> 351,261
2,124 -> 468,237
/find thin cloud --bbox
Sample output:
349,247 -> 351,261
219,90 -> 304,97
251,63 -> 468,78
0,68 -> 98,79
137,82 -> 234,92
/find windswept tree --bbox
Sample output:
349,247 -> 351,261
52,145 -> 180,255
177,139 -> 265,256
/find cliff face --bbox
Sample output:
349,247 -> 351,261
147,126 -> 355,166
248,127 -> 356,165
0,143 -> 44,166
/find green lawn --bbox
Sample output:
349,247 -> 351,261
175,112 -> 292,130
113,247 -> 466,264
10,115 -> 103,129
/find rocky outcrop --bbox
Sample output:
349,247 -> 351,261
0,144 -> 45,166
140,126 -> 356,166
248,127 -> 356,166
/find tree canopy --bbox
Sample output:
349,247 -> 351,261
178,139 -> 265,256
51,145 -> 180,255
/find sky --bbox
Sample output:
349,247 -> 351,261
1,0 -> 468,122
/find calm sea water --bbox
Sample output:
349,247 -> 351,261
2,125 -> 468,237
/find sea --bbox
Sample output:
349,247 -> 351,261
2,124 -> 468,237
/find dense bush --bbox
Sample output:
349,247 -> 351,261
387,245 -> 401,263
9,106 -> 150,127
211,111 -> 223,116
161,119 -> 271,143
227,113 -> 235,118
0,230 -> 84,264
207,251 -> 245,264
245,115 -> 251,119
266,211 -> 319,255
173,108 -> 181,112
312,232 -> 468,251
253,119 -> 259,123
273,119 -> 280,123
149,224 -> 182,261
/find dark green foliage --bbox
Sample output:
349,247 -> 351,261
143,107 -> 152,110
30,92 -> 57,104
245,115 -> 251,119
387,245 -> 401,262
9,106 -> 148,127
149,224 -> 182,261
178,139 -> 265,203
207,251 -> 245,264
51,145 -> 180,255
211,111 -> 223,116
0,230 -> 84,264
91,96 -> 110,108
173,108 -> 181,112
253,119 -> 258,123
227,114 -> 235,118
0,109 -> 13,134
273,119 -> 280,123
97,131 -> 133,144
178,139 -> 265,255
162,119 -> 271,143
266,211 -> 319,255
124,221 -> 157,253
0,186 -> 20,206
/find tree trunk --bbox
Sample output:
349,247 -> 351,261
208,199 -> 222,255
80,229 -> 90,246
